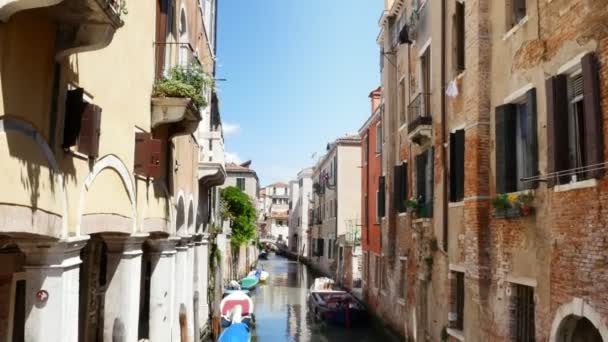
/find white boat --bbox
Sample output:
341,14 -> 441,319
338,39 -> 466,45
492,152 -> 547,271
220,291 -> 255,328
248,269 -> 269,282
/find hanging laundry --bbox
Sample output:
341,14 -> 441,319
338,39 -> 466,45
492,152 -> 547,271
445,79 -> 459,97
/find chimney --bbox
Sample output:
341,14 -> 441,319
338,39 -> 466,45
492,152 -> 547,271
369,87 -> 382,114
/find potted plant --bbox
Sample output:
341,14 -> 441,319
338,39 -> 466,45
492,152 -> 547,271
491,191 -> 535,219
404,197 -> 419,214
517,191 -> 535,217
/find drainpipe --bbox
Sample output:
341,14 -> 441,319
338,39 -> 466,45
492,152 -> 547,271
441,0 -> 448,252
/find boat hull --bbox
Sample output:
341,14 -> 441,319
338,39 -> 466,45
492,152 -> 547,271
218,322 -> 251,342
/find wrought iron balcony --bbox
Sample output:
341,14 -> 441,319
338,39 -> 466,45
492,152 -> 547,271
1,0 -> 126,59
407,92 -> 433,145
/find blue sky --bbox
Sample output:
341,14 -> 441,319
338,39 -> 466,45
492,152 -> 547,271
216,0 -> 381,186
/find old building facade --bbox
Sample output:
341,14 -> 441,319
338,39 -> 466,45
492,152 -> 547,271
288,167 -> 313,257
0,0 -> 222,341
371,0 -> 608,341
309,136 -> 362,277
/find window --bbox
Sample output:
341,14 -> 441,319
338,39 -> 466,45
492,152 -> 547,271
364,253 -> 370,281
236,178 -> 245,191
399,259 -> 407,299
376,122 -> 383,153
394,162 -> 408,212
377,176 -> 386,219
328,240 -> 333,259
454,1 -> 465,73
450,130 -> 465,202
421,46 -> 431,110
450,271 -> 465,331
511,284 -> 535,342
508,0 -> 526,28
399,79 -> 407,125
495,89 -> 538,193
415,149 -> 434,217
10,277 -> 25,342
318,239 -> 325,257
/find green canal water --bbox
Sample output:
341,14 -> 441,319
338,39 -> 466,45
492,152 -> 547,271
246,254 -> 401,342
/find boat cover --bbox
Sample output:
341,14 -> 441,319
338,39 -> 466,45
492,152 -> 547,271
218,323 -> 250,342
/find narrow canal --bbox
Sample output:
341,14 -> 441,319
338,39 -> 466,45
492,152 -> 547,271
249,253 -> 400,342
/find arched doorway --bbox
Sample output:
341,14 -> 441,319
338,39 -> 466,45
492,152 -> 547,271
176,196 -> 186,235
557,315 -> 603,342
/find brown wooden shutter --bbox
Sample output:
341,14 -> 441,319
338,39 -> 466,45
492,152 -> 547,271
450,132 -> 457,201
495,104 -> 517,193
546,75 -> 570,186
403,162 -> 408,209
134,132 -> 150,176
148,138 -> 162,179
524,89 -> 539,189
582,52 -> 604,179
77,104 -> 101,158
425,148 -> 434,217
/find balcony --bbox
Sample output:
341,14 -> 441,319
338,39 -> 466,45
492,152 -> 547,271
151,42 -> 204,136
407,92 -> 432,145
1,0 -> 125,59
198,130 -> 226,187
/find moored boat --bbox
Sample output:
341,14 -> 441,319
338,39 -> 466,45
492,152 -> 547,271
247,269 -> 270,282
259,250 -> 269,259
240,275 -> 259,290
308,277 -> 367,327
218,305 -> 251,342
220,291 -> 255,329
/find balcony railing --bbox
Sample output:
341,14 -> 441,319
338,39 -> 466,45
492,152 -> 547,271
407,92 -> 432,133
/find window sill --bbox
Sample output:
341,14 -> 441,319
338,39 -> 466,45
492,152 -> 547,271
554,179 -> 598,193
447,328 -> 465,342
449,201 -> 464,208
502,16 -> 529,41
398,212 -> 408,217
398,298 -> 406,306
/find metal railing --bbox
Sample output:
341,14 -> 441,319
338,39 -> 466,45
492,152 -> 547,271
407,92 -> 432,133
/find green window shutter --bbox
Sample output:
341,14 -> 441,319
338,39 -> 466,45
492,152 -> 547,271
425,148 -> 434,217
403,162 -> 409,208
524,88 -> 539,189
495,104 -> 517,193
582,52 -> 604,179
416,152 -> 426,207
545,75 -> 570,186
455,129 -> 465,201
450,132 -> 457,202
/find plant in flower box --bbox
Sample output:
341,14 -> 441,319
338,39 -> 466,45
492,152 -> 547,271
516,191 -> 535,216
404,197 -> 420,215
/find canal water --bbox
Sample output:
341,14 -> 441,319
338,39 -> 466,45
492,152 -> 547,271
249,253 -> 399,342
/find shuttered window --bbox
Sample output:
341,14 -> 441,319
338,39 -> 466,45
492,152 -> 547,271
394,163 -> 408,213
415,149 -> 434,217
495,89 -> 538,193
546,52 -> 603,186
454,1 -> 465,73
237,178 -> 245,191
450,129 -> 465,202
378,176 -> 386,218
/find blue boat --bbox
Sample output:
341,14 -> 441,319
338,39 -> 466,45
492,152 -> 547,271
218,322 -> 250,342
219,300 -> 252,342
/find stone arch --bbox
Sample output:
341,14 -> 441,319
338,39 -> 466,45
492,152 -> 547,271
0,117 -> 68,237
77,154 -> 136,235
175,192 -> 186,236
550,298 -> 608,342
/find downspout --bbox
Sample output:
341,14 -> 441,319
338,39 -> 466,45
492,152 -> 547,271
441,0 -> 448,252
